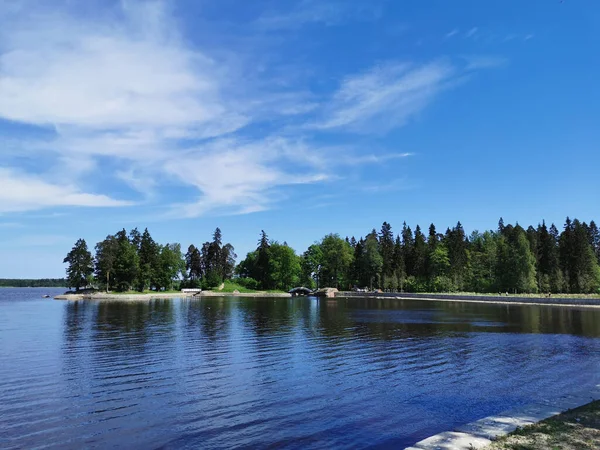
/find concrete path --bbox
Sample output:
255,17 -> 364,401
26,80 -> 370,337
405,385 -> 600,449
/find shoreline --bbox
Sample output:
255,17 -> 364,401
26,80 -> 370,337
406,384 -> 600,450
336,292 -> 600,308
54,291 -> 291,300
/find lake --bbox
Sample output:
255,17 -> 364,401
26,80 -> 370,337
1,288 -> 600,449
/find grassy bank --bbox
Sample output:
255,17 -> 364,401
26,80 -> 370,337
487,400 -> 600,450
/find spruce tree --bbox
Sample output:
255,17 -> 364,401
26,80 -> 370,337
363,231 -> 383,290
255,230 -> 271,289
413,225 -> 427,279
446,222 -> 468,290
379,222 -> 395,288
401,222 -> 414,276
138,228 -> 159,291
589,221 -> 600,263
393,235 -> 405,291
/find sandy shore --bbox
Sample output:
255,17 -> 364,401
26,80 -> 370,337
54,291 -> 291,300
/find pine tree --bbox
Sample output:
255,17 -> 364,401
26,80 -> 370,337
63,238 -> 94,292
185,245 -> 202,284
95,235 -> 118,292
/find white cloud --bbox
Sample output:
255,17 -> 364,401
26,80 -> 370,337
0,2 -> 245,137
0,168 -> 131,213
466,27 -> 478,38
0,1 -> 497,218
445,29 -> 459,39
313,61 -> 456,133
464,55 -> 509,70
164,138 -> 329,217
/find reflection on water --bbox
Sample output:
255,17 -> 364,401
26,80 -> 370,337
1,290 -> 600,449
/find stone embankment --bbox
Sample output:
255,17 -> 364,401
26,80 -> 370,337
337,292 -> 600,307
405,385 -> 600,450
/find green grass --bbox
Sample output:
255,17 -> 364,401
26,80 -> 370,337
488,400 -> 600,450
214,280 -> 287,294
217,280 -> 256,293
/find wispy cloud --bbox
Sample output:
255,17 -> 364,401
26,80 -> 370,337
256,0 -> 381,30
0,1 -> 504,218
463,55 -> 509,70
445,29 -> 459,39
465,27 -> 478,38
0,168 -> 131,213
312,61 -> 457,133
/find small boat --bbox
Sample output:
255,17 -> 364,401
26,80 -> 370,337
42,295 -> 50,298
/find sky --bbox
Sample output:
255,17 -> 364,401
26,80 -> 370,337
1,0 -> 599,278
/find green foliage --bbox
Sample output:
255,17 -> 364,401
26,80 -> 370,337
300,244 -> 323,288
268,242 -> 301,291
235,277 -> 260,290
68,216 -> 600,296
318,233 -> 354,289
63,238 -> 94,291
235,235 -> 301,291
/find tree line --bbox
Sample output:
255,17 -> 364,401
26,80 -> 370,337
236,218 -> 600,294
0,278 -> 66,288
63,217 -> 600,294
63,228 -> 235,292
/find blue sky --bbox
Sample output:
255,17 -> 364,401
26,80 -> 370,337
1,0 -> 599,278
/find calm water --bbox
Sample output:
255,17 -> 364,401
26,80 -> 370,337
1,288 -> 600,449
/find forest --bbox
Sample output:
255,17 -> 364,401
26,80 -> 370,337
0,279 -> 66,288
63,217 -> 600,294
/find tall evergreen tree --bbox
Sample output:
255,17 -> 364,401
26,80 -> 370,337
63,238 -> 94,292
589,221 -> 600,264
392,235 -> 405,291
137,228 -> 159,291
412,225 -> 427,279
255,230 -> 271,289
113,229 -> 139,291
537,221 -> 562,292
185,245 -> 202,283
401,222 -> 414,276
446,222 -> 469,290
560,219 -> 600,293
379,222 -> 395,288
363,231 -> 383,290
